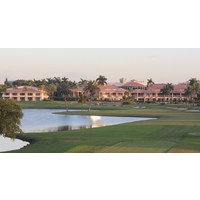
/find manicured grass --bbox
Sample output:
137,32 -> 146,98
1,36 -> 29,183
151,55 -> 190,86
17,100 -> 66,109
8,101 -> 200,153
17,100 -> 126,110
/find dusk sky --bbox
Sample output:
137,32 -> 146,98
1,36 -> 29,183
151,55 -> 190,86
0,48 -> 200,84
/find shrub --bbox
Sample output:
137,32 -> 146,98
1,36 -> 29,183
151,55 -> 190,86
121,101 -> 136,106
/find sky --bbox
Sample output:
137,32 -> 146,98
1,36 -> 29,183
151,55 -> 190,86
0,48 -> 200,84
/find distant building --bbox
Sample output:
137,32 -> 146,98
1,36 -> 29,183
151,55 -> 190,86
71,81 -> 189,102
2,86 -> 49,101
98,85 -> 127,101
128,83 -> 188,102
119,78 -> 127,84
121,79 -> 147,90
71,87 -> 84,99
71,84 -> 127,101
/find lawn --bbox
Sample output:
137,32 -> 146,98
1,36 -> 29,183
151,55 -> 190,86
9,101 -> 200,153
17,100 -> 126,110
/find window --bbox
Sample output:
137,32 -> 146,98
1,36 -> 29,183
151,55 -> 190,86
12,93 -> 17,96
28,93 -> 33,96
20,93 -> 25,96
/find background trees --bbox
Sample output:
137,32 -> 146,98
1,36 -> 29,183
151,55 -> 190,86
146,78 -> 155,102
160,83 -> 174,102
0,99 -> 23,138
185,78 -> 200,104
57,78 -> 76,111
0,85 -> 6,98
147,78 -> 155,89
45,84 -> 57,100
96,75 -> 107,86
2,76 -> 200,105
84,80 -> 99,112
78,79 -> 88,88
78,93 -> 88,111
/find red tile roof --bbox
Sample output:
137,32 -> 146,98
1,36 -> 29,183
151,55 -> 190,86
6,86 -> 43,93
100,85 -> 127,93
129,89 -> 146,93
173,84 -> 187,93
122,80 -> 146,87
144,84 -> 187,93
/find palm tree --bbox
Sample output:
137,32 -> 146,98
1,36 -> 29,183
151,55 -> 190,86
96,75 -> 107,86
160,83 -> 174,103
123,91 -> 130,101
45,83 -> 57,100
78,93 -> 88,111
146,78 -> 155,102
78,78 -> 88,88
84,80 -> 99,112
185,78 -> 200,104
96,75 -> 107,100
4,78 -> 12,88
41,79 -> 47,86
147,78 -> 155,88
57,79 -> 76,112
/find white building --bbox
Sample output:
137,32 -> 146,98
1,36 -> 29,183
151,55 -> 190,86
2,86 -> 49,101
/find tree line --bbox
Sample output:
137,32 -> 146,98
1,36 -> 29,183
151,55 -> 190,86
0,75 -> 108,111
146,78 -> 200,104
1,76 -> 200,105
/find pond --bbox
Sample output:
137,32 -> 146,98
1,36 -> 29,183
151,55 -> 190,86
0,109 -> 155,152
21,109 -> 154,132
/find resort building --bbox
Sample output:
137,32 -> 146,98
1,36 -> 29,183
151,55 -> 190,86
98,85 -> 127,101
71,87 -> 84,99
71,79 -> 189,102
126,83 -> 188,102
2,86 -> 49,101
121,79 -> 147,90
71,85 -> 127,101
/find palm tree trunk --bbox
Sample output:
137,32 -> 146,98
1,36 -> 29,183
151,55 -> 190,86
88,96 -> 92,112
64,96 -> 68,112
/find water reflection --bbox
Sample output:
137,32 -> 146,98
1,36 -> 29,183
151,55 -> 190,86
90,116 -> 102,123
31,124 -> 104,132
57,124 -> 102,131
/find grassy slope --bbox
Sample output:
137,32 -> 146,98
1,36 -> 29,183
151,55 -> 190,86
11,101 -> 200,153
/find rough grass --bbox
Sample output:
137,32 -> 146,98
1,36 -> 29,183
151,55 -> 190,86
8,101 -> 200,153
